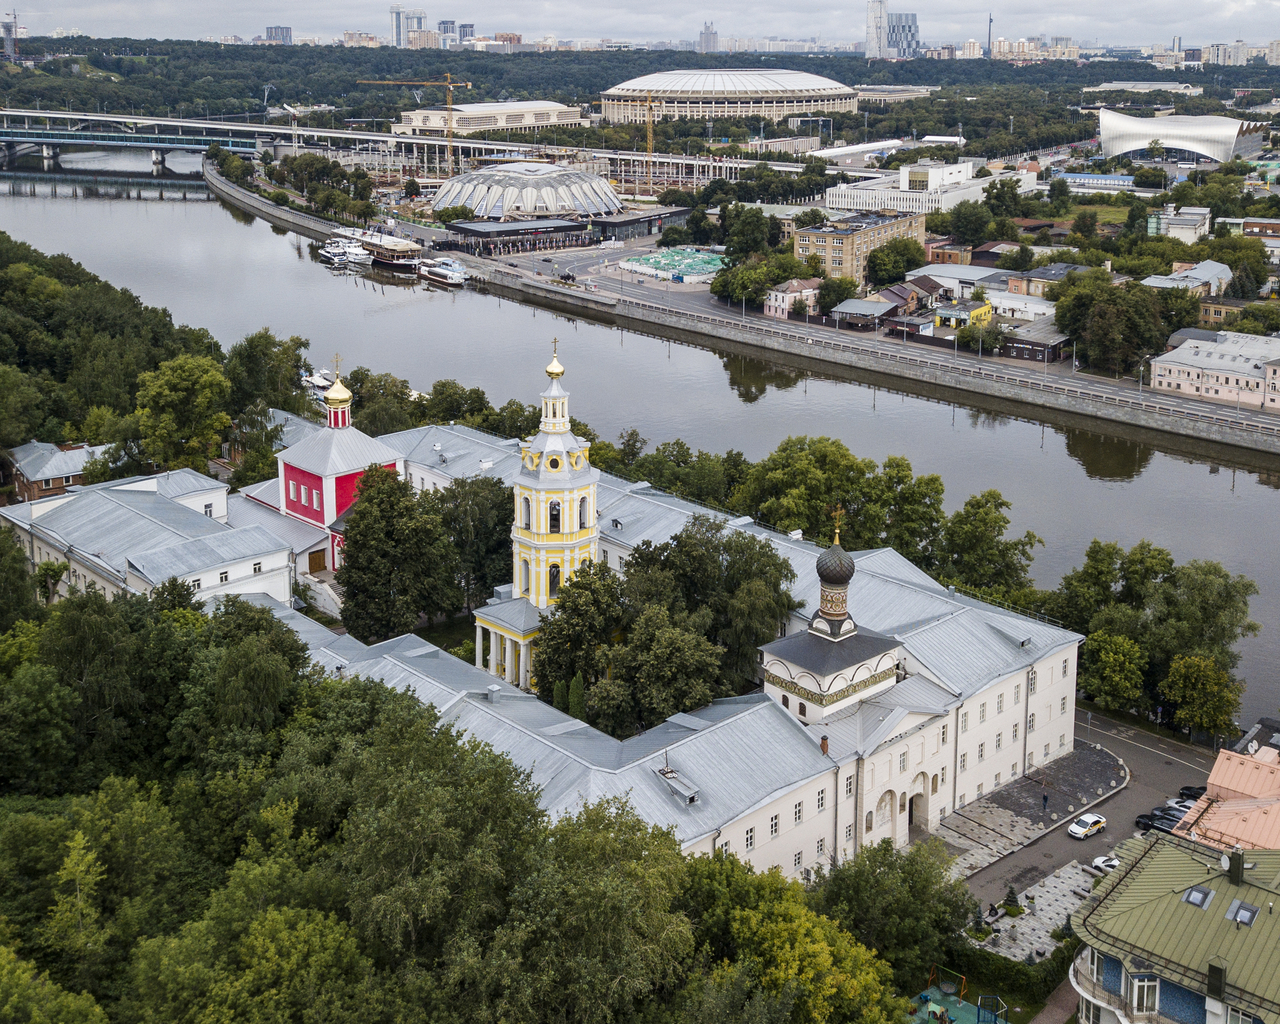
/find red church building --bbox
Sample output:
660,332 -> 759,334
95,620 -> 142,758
275,376 -> 402,571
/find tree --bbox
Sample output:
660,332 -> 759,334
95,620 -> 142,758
134,354 -> 233,471
865,238 -> 927,288
1047,177 -> 1072,212
552,674 -> 569,713
1082,632 -> 1148,713
1071,209 -> 1098,239
403,177 -> 421,198
433,204 -> 474,224
724,204 -> 771,265
937,490 -> 1042,592
817,276 -> 859,314
568,671 -> 587,720
40,831 -> 109,993
814,838 -> 978,992
432,474 -> 514,612
337,466 -> 460,642
793,209 -> 828,229
0,945 -> 106,1023
222,328 -> 312,417
1159,654 -> 1242,738
0,363 -> 45,449
0,662 -> 78,795
532,559 -> 625,694
983,178 -> 1024,218
995,243 -> 1034,271
0,526 -> 41,634
658,225 -> 692,247
1146,139 -> 1165,161
949,200 -> 993,245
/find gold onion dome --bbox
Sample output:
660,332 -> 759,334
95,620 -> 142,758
546,353 -> 565,379
324,376 -> 352,407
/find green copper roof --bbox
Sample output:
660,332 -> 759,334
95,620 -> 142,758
1072,834 -> 1280,1017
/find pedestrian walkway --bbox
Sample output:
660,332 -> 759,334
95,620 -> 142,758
978,860 -> 1092,963
939,742 -> 1128,878
1028,977 -> 1083,1024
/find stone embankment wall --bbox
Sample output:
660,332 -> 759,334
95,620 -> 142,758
202,160 -> 335,242
470,263 -> 1280,458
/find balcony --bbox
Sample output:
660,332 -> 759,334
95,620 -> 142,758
1070,954 -> 1164,1024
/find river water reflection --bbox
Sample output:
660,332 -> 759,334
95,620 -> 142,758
3,150 -> 1277,724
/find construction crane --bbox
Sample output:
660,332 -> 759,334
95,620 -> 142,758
357,73 -> 472,177
646,91 -> 654,196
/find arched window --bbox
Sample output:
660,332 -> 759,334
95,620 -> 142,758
899,793 -> 907,813
521,496 -> 531,530
521,560 -> 530,595
549,500 -> 561,534
579,496 -> 589,529
931,773 -> 939,795
549,564 -> 561,598
865,811 -> 874,833
782,694 -> 789,709
798,701 -> 807,718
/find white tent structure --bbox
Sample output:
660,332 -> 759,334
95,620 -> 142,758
1098,108 -> 1268,163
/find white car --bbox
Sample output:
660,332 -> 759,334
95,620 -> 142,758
1166,798 -> 1196,814
1092,855 -> 1120,873
1068,813 -> 1107,839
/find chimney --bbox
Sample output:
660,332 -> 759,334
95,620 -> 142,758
1104,259 -> 1112,272
486,683 -> 502,702
821,735 -> 829,755
1229,849 -> 1245,885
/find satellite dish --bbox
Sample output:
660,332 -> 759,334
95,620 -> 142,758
1248,740 -> 1260,754
1221,854 -> 1232,871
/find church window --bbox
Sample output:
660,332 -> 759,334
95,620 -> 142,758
521,560 -> 530,595
548,457 -> 561,470
549,564 -> 561,597
549,500 -> 561,534
781,694 -> 789,709
301,487 -> 309,507
579,496 -> 589,529
798,701 -> 807,718
931,774 -> 938,794
865,811 -> 873,833
289,481 -> 297,501
522,496 -> 531,530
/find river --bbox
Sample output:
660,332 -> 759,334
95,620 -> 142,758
3,149 -> 1278,727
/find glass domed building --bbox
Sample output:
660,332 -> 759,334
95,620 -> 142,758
430,161 -> 626,220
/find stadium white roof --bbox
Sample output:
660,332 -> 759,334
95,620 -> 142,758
602,68 -> 855,101
432,161 -> 624,220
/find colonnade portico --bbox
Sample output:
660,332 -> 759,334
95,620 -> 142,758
475,618 -> 536,691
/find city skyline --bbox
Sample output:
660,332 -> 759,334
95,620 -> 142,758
14,0 -> 1278,50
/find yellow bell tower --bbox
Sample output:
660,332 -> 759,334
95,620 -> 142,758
512,340 -> 599,607
474,341 -> 599,690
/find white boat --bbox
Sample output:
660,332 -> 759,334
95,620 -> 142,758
333,227 -> 422,271
418,259 -> 466,287
335,239 -> 373,264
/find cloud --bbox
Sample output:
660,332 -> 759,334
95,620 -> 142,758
26,0 -> 1280,49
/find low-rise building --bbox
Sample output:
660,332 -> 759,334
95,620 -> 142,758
764,277 -> 824,319
1006,318 -> 1070,362
0,470 -> 292,603
1150,331 -> 1280,411
1142,259 -> 1233,297
793,210 -> 925,284
934,298 -> 994,330
1214,217 -> 1280,262
827,160 -> 1036,214
929,242 -> 973,265
392,100 -> 588,137
1072,836 -> 1280,1024
1006,263 -> 1131,297
5,440 -> 109,503
1172,745 -> 1280,850
1200,296 -> 1252,328
1147,204 -> 1213,244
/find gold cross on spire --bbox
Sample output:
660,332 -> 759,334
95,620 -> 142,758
332,352 -> 343,379
831,506 -> 844,546
552,338 -> 558,357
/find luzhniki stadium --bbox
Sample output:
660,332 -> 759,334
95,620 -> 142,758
601,69 -> 858,124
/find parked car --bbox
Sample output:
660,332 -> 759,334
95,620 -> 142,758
1135,814 -> 1157,831
1147,816 -> 1179,835
1092,856 -> 1120,873
1152,806 -> 1184,820
1166,798 -> 1196,814
1068,813 -> 1107,839
1179,785 -> 1207,801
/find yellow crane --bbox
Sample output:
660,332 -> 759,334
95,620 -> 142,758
646,91 -> 655,195
357,72 -> 472,176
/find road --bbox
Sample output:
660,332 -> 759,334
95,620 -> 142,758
473,243 -> 1280,437
966,708 -> 1215,911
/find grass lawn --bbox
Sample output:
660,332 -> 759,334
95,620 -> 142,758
415,611 -> 479,654
1075,203 -> 1134,224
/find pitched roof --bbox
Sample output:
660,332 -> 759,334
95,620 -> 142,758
7,441 -> 108,481
279,425 -> 400,478
226,493 -> 328,553
127,525 -> 288,584
267,408 -> 324,449
1073,834 -> 1280,1016
760,627 -> 900,677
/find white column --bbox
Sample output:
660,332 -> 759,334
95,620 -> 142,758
489,631 -> 500,676
504,637 -> 515,685
475,623 -> 483,668
520,642 -> 531,690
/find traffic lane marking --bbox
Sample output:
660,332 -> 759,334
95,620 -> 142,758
1077,715 -> 1212,774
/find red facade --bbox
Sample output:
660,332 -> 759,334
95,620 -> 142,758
282,464 -> 325,524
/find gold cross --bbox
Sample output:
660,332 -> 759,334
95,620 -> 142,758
552,338 -> 558,357
831,506 -> 844,545
333,353 -> 343,378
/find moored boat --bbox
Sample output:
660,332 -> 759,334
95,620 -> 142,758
333,227 -> 422,271
418,259 -> 466,287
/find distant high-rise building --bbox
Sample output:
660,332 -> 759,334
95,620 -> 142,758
390,4 -> 404,46
960,38 -> 983,59
1269,40 -> 1280,65
866,0 -> 887,57
1204,40 -> 1248,65
698,21 -> 718,53
885,12 -> 919,57
266,25 -> 292,44
1171,35 -> 1182,53
438,20 -> 456,36
459,23 -> 474,41
495,32 -> 522,45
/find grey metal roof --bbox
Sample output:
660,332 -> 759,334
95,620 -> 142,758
380,423 -> 525,484
475,594 -> 544,635
0,485 -> 229,581
241,477 -> 281,509
127,524 -> 289,585
7,441 -> 108,481
113,468 -> 228,501
760,627 -> 900,676
832,299 -> 897,317
279,425 -> 401,478
268,408 -> 324,449
226,493 -> 328,553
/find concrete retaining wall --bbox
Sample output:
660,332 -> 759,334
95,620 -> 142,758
465,263 -> 1280,458
202,160 -> 337,242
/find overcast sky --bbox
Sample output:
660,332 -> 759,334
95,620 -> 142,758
21,0 -> 1279,49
